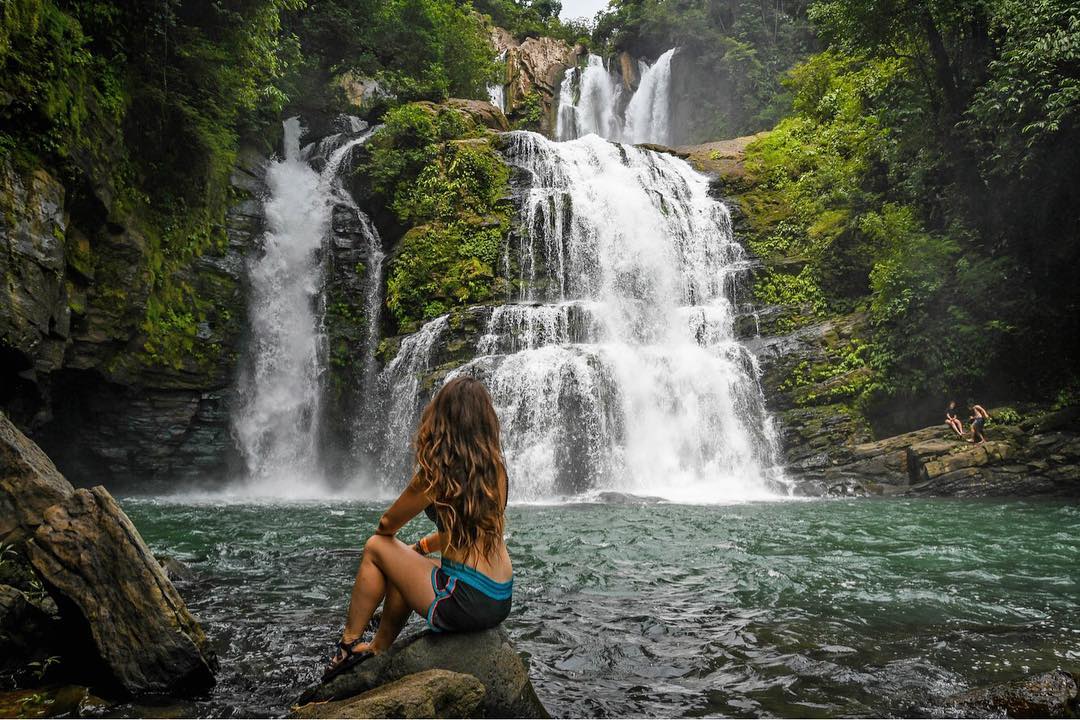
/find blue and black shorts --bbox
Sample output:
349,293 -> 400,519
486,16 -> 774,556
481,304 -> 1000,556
425,558 -> 512,633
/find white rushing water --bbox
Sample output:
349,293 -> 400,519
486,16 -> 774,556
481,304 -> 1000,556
420,132 -> 785,502
234,117 -> 380,496
556,49 -> 676,145
488,49 -> 507,112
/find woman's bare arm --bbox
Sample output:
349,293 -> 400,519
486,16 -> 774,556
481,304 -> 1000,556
414,531 -> 443,555
375,475 -> 431,536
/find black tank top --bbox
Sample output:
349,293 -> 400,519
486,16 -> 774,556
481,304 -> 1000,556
424,475 -> 509,532
424,503 -> 445,532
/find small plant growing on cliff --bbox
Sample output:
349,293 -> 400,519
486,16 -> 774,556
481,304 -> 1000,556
27,656 -> 61,682
0,543 -> 16,569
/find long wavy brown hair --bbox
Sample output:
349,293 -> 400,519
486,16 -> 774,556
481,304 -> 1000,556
414,376 -> 507,562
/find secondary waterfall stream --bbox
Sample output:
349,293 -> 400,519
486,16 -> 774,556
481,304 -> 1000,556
233,117 -> 382,495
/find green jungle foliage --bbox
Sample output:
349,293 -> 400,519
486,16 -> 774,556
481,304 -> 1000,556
473,0 -> 592,44
1,0 -> 302,368
0,0 -> 505,367
592,0 -> 818,139
285,0 -> 498,104
745,0 -> 1080,423
360,104 -> 512,332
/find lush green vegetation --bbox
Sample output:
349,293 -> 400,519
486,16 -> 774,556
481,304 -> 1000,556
0,0 -> 510,367
1,0 -> 302,368
742,0 -> 1080,427
285,0 -> 498,105
474,0 -> 591,44
359,104 -> 512,332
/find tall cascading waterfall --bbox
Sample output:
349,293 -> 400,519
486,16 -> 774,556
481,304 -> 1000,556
378,132 -> 785,502
556,55 -> 623,141
556,49 -> 676,145
233,117 -> 384,496
623,48 -> 676,144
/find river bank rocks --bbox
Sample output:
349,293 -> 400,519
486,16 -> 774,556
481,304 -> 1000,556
294,669 -> 485,719
296,627 -> 549,718
774,406 -> 1080,498
0,411 -> 216,696
941,668 -> 1079,718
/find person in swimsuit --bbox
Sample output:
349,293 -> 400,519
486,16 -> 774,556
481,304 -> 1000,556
968,403 -> 990,444
945,400 -> 964,437
324,376 -> 513,679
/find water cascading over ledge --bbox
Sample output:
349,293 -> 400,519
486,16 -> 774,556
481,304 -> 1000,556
378,132 -> 786,503
556,49 -> 676,145
233,117 -> 385,496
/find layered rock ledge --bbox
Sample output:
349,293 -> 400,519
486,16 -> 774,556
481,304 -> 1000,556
793,407 -> 1080,497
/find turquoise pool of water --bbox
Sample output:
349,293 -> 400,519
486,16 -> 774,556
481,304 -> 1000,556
118,497 -> 1080,717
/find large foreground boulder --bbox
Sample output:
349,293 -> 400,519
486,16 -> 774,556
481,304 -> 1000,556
298,627 -> 548,718
293,669 -> 484,719
0,411 -> 72,544
942,669 -> 1078,718
0,412 -> 216,695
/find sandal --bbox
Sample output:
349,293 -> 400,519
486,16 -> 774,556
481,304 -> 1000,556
323,636 -> 373,681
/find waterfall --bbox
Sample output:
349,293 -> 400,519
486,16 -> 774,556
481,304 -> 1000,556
488,50 -> 507,112
556,50 -> 676,145
623,48 -> 676,145
377,315 -> 449,482
556,55 -> 623,141
426,132 -> 784,502
233,117 -> 381,496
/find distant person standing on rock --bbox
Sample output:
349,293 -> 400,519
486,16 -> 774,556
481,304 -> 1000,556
945,400 -> 965,437
968,403 -> 990,444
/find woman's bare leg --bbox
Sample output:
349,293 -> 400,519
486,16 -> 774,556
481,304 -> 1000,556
371,584 -> 413,653
342,535 -> 438,650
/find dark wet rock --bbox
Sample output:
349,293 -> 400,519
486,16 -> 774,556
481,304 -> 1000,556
1,139 -> 262,488
298,628 -> 548,718
4,411 -> 215,694
942,669 -> 1078,718
0,584 -> 61,678
0,412 -> 73,544
26,487 -> 217,694
157,555 -> 197,583
595,491 -> 666,504
293,669 -> 485,719
0,161 -> 70,387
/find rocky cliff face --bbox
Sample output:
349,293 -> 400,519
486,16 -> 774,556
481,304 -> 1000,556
490,27 -> 583,135
0,146 -> 264,488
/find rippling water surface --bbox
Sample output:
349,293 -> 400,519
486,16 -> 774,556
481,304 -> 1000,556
118,498 -> 1080,718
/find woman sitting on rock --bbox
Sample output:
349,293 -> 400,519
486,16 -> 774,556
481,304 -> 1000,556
945,400 -> 965,437
324,376 -> 513,680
